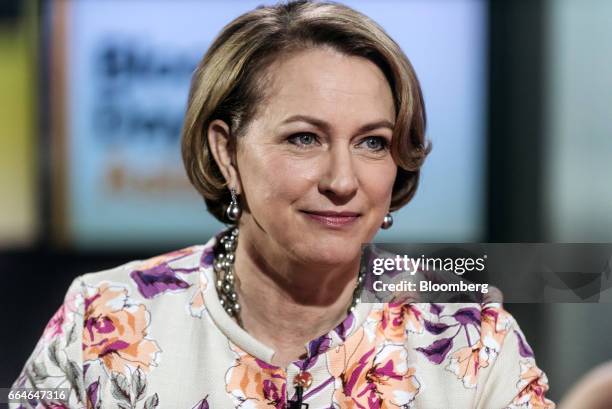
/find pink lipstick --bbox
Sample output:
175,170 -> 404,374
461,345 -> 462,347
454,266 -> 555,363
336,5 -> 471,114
301,210 -> 360,228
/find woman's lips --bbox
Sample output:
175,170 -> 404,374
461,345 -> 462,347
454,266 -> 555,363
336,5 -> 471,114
301,210 -> 361,228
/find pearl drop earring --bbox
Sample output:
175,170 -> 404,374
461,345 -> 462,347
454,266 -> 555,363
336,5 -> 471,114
226,188 -> 242,222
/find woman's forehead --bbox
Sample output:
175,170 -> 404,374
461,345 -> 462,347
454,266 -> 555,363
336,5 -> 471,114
260,48 -> 396,123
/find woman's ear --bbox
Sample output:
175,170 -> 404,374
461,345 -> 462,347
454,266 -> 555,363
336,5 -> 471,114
207,119 -> 241,193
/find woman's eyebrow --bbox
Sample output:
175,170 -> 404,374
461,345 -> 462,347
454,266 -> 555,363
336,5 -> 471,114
281,114 -> 394,134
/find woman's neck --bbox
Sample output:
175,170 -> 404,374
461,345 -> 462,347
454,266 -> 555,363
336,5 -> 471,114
232,230 -> 360,368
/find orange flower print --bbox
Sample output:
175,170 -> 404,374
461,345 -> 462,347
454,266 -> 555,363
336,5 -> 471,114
328,328 -> 420,408
444,305 -> 512,388
412,304 -> 512,389
373,303 -> 423,343
509,361 -> 555,409
225,343 -> 287,409
446,342 -> 492,388
480,304 -> 512,359
188,272 -> 208,318
83,283 -> 160,374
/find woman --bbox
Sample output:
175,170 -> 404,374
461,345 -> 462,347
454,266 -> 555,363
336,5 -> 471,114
13,1 -> 554,408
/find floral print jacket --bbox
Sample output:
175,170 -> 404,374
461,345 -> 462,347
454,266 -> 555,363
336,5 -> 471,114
12,234 -> 555,408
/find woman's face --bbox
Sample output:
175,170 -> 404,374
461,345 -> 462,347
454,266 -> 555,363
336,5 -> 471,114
236,47 -> 397,267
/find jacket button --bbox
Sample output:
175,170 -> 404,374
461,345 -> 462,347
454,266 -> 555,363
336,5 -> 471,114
293,371 -> 313,390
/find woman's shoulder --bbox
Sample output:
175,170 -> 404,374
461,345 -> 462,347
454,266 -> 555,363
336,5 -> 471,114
366,302 -> 553,408
75,238 -> 216,302
373,301 -> 525,361
366,302 -> 520,353
371,301 -> 517,329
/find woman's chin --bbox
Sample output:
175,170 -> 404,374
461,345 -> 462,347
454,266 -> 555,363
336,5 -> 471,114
291,239 -> 363,267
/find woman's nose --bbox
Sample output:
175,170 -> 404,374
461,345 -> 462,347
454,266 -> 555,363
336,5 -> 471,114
318,147 -> 359,201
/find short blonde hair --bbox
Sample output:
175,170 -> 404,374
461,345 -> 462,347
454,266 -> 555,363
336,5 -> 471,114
181,0 -> 431,223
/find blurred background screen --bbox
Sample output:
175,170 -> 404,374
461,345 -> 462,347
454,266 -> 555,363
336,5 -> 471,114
48,0 -> 487,249
0,0 -> 37,248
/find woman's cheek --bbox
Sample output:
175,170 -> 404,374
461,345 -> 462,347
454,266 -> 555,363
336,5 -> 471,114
262,154 -> 321,200
357,161 -> 396,200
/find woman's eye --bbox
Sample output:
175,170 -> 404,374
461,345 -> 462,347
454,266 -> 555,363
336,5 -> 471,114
288,133 -> 318,147
360,136 -> 389,152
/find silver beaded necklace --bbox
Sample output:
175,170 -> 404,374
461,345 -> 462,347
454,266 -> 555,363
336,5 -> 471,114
213,227 -> 366,326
